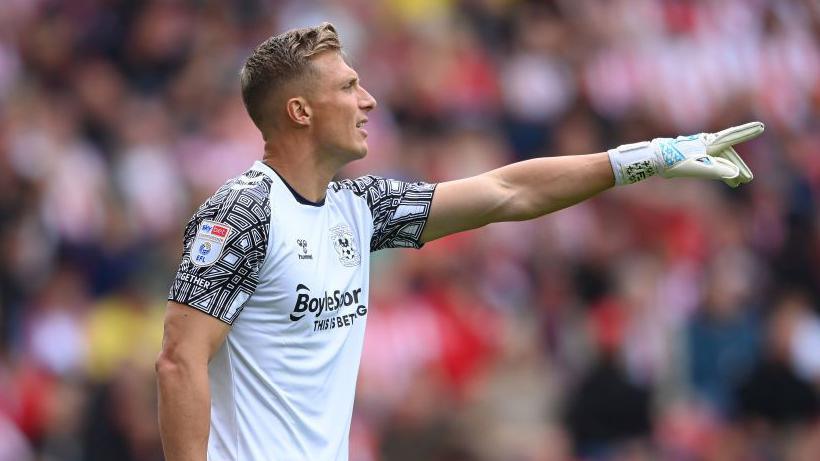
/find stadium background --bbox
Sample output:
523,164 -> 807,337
1,0 -> 819,459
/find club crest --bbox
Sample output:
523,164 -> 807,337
330,224 -> 360,267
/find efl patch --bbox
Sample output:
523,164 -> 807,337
330,224 -> 360,267
191,220 -> 232,266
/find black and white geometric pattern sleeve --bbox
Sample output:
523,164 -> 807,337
333,176 -> 436,252
168,171 -> 272,325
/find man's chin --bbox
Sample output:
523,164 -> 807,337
352,143 -> 368,159
331,144 -> 368,166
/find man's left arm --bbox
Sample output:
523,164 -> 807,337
421,122 -> 764,243
421,152 -> 614,242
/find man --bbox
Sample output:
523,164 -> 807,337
156,22 -> 763,461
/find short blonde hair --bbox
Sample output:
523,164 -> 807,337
240,22 -> 341,129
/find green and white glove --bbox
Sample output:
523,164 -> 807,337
608,121 -> 764,188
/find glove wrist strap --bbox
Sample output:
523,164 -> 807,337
607,141 -> 660,186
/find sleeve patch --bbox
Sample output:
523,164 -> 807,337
191,220 -> 233,266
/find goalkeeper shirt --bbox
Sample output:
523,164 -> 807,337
168,160 -> 436,461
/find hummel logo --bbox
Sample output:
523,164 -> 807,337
297,239 -> 313,260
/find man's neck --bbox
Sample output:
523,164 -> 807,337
262,136 -> 340,204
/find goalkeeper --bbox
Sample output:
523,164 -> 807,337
156,22 -> 764,461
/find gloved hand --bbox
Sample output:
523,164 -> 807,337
608,121 -> 764,188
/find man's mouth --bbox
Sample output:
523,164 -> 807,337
356,119 -> 368,137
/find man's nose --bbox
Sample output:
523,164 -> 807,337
359,87 -> 377,111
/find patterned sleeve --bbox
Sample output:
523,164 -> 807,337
168,172 -> 272,325
332,176 -> 436,252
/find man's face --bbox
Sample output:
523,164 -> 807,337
305,51 -> 377,162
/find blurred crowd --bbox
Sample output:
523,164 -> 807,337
1,0 -> 820,460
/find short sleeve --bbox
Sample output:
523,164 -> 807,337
168,172 -> 272,325
332,176 -> 436,252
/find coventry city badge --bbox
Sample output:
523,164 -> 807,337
330,224 -> 360,267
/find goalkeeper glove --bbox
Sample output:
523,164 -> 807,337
608,121 -> 764,188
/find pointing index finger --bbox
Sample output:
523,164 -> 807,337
707,121 -> 765,153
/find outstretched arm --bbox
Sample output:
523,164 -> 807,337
421,152 -> 614,242
421,122 -> 763,243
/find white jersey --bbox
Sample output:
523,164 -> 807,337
168,161 -> 436,461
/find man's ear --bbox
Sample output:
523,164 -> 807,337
286,97 -> 311,127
